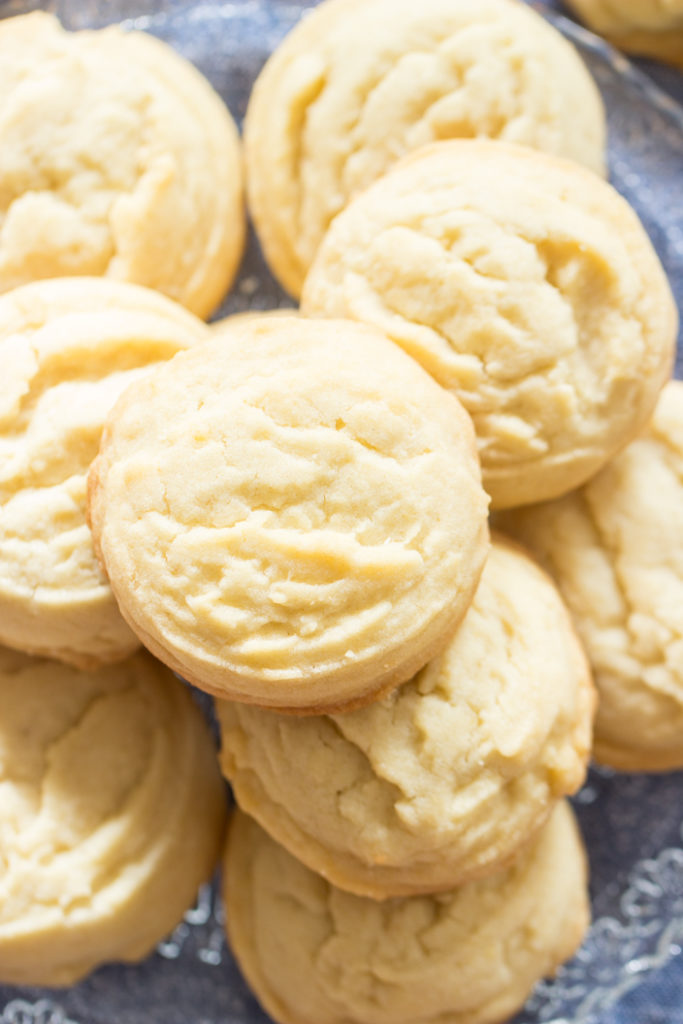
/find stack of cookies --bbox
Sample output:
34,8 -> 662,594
0,1 -> 681,1022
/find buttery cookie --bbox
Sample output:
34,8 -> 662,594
88,315 -> 489,712
0,12 -> 244,317
224,802 -> 589,1024
302,140 -> 677,508
498,380 -> 683,772
0,277 -> 209,668
245,0 -> 606,297
0,645 -> 226,987
565,0 -> 683,67
217,538 -> 594,897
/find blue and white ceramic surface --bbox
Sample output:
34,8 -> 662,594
0,3 -> 681,1023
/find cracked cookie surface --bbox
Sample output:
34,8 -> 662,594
0,12 -> 244,317
0,277 -> 209,667
498,381 -> 683,771
217,538 -> 594,897
223,801 -> 589,1024
245,0 -> 606,297
88,314 -> 489,712
302,140 -> 677,508
0,645 -> 226,986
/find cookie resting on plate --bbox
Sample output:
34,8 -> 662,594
0,12 -> 245,317
0,646 -> 226,987
223,802 -> 589,1024
498,380 -> 683,772
245,0 -> 606,297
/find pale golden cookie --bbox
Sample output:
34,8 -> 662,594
565,0 -> 683,67
0,12 -> 245,317
88,315 -> 489,712
210,308 -> 296,335
498,381 -> 683,772
0,646 -> 226,987
0,277 -> 209,668
302,140 -> 677,509
217,538 -> 594,897
245,0 -> 606,297
224,802 -> 589,1024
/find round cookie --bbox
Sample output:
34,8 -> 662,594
302,140 -> 677,509
245,0 -> 606,298
88,315 -> 489,713
0,12 -> 245,317
217,537 -> 594,897
0,277 -> 209,668
224,802 -> 589,1024
497,380 -> 683,772
0,645 -> 226,987
565,0 -> 683,67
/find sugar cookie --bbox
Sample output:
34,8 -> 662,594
245,0 -> 606,297
302,140 -> 677,508
0,277 -> 209,668
224,802 -> 589,1024
565,0 -> 683,67
88,315 -> 489,712
498,380 -> 683,772
0,646 -> 226,987
217,538 -> 594,897
0,12 -> 245,317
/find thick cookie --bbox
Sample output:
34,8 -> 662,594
0,12 -> 244,317
245,0 -> 606,297
0,646 -> 226,987
88,315 -> 489,712
217,537 -> 594,897
302,140 -> 677,508
498,381 -> 683,772
224,802 -> 589,1024
565,0 -> 683,67
0,277 -> 209,668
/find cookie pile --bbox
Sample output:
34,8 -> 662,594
0,1 -> 680,1022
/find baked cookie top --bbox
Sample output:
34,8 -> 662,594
245,0 -> 606,298
217,537 -> 594,897
224,801 -> 589,1024
302,140 -> 677,509
498,380 -> 683,772
0,12 -> 244,317
0,645 -> 226,987
0,277 -> 209,668
88,314 -> 489,712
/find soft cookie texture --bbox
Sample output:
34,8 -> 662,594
0,645 -> 226,987
224,802 -> 589,1024
217,538 -> 594,897
565,0 -> 683,67
88,315 -> 489,713
0,277 -> 209,668
302,140 -> 677,509
498,381 -> 683,772
0,12 -> 244,317
245,0 -> 606,297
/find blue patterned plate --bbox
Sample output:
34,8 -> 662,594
0,3 -> 681,1023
